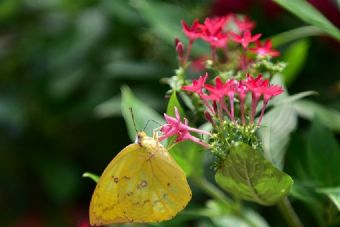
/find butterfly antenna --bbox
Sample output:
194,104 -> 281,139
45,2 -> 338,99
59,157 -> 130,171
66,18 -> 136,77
129,107 -> 138,133
143,120 -> 162,131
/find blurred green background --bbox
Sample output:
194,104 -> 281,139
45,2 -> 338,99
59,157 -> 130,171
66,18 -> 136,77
1,0 -> 339,227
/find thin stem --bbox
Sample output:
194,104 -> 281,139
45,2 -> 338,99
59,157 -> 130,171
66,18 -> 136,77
211,46 -> 217,62
277,197 -> 305,227
191,176 -> 233,207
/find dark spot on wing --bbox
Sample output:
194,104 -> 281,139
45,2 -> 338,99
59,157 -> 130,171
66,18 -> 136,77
113,177 -> 119,183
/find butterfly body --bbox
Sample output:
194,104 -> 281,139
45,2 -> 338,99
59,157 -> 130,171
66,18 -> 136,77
89,132 -> 192,226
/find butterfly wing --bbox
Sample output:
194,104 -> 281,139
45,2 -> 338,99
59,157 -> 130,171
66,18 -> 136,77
89,144 -> 147,226
117,146 -> 192,223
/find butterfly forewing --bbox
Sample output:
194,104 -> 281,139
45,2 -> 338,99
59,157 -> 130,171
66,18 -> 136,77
89,144 -> 144,226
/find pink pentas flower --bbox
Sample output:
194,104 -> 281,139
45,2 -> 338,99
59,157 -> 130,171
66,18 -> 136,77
159,107 -> 210,148
204,76 -> 226,101
182,73 -> 208,96
181,19 -> 203,42
202,16 -> 228,35
249,39 -> 280,57
201,31 -> 228,48
233,16 -> 256,33
230,30 -> 262,49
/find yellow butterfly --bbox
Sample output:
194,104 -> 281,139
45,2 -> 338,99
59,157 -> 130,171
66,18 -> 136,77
89,131 -> 192,226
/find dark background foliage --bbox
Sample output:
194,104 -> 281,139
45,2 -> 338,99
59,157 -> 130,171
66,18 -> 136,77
1,0 -> 339,227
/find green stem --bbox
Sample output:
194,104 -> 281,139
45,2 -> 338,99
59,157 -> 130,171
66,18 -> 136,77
191,176 -> 233,207
277,197 -> 305,227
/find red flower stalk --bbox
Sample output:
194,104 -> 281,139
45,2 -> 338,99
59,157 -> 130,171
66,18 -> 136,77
236,80 -> 248,125
245,74 -> 283,125
204,77 -> 233,121
245,74 -> 268,124
230,30 -> 262,49
181,19 -> 203,62
249,39 -> 280,57
159,107 -> 210,148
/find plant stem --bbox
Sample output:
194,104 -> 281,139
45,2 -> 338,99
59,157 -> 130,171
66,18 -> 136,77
191,176 -> 233,207
277,197 -> 305,227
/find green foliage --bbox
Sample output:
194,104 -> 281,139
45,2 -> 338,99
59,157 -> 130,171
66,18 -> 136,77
293,100 -> 340,132
215,142 -> 293,205
121,86 -> 165,141
306,118 -> 340,187
273,0 -> 340,42
281,39 -> 310,85
317,187 -> 340,211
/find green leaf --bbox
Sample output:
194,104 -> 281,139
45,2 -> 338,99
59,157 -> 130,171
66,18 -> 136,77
211,208 -> 270,227
215,142 -> 293,205
259,104 -> 297,169
271,26 -> 323,47
166,91 -> 203,177
167,91 -> 185,117
273,0 -> 340,42
82,172 -> 100,183
293,100 -> 340,132
281,39 -> 310,85
317,187 -> 340,211
94,95 -> 121,118
273,90 -> 317,106
121,86 -> 164,141
306,118 -> 340,187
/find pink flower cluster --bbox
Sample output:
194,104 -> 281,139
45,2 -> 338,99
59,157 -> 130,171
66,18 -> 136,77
177,14 -> 279,67
182,73 -> 283,126
159,107 -> 210,148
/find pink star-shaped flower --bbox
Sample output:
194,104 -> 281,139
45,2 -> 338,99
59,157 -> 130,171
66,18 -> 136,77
249,39 -> 280,57
159,107 -> 210,148
181,19 -> 203,42
230,30 -> 262,49
182,73 -> 208,96
233,16 -> 256,33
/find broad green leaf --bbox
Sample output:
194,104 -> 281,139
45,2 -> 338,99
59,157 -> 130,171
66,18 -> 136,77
293,100 -> 340,132
306,118 -> 340,187
167,91 -> 185,117
121,86 -> 164,141
105,60 -> 168,79
132,0 -> 208,54
94,95 -> 121,118
259,75 -> 298,169
259,104 -> 297,169
273,90 -> 317,106
271,26 -> 323,47
166,91 -> 203,177
273,0 -> 340,42
170,141 -> 203,177
132,0 -> 185,44
211,208 -> 270,227
317,187 -> 340,211
281,39 -> 310,85
215,142 -> 293,205
82,172 -> 99,183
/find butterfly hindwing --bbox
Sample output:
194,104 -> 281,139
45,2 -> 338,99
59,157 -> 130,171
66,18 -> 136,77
117,146 -> 192,223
